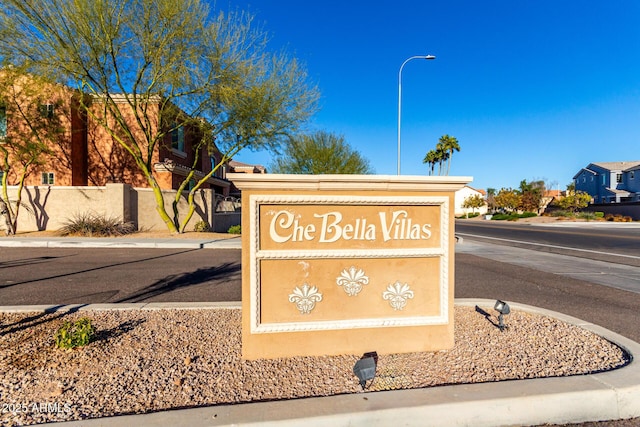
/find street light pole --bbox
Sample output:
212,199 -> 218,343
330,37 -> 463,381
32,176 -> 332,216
397,54 -> 435,175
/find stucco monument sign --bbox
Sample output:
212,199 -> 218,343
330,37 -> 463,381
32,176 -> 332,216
229,174 -> 472,360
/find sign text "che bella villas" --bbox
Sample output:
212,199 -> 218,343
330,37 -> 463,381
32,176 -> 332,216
268,209 -> 432,244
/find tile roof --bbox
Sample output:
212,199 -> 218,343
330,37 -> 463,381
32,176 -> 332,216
592,161 -> 640,171
228,160 -> 266,172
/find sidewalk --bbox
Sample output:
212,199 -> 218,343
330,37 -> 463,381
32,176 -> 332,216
0,235 -> 242,249
1,236 -> 640,426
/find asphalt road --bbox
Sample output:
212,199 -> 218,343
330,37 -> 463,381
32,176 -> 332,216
0,247 -> 241,305
455,219 -> 640,266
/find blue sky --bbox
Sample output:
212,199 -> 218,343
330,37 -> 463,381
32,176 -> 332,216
222,0 -> 640,191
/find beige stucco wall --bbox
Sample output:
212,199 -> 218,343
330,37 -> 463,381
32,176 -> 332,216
5,185 -> 114,231
131,187 -> 215,231
1,183 -> 239,233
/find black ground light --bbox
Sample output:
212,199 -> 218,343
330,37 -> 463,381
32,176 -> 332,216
494,300 -> 511,331
353,352 -> 378,390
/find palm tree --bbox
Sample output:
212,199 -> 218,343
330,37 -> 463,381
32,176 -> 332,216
438,134 -> 460,175
422,150 -> 438,176
435,141 -> 449,175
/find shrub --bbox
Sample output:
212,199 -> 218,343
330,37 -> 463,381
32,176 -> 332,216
623,216 -> 633,222
578,211 -> 597,221
55,317 -> 95,349
59,213 -> 136,237
594,212 -> 605,218
491,213 -> 517,221
551,210 -> 573,218
193,220 -> 210,232
490,213 -> 510,221
491,212 -> 536,221
227,224 -> 241,234
519,212 -> 538,218
456,212 -> 481,219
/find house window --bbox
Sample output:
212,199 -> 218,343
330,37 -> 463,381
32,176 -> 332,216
590,176 -> 593,182
602,175 -> 606,184
616,173 -> 622,183
0,106 -> 6,141
38,103 -> 54,119
41,172 -> 54,185
631,171 -> 635,180
171,126 -> 185,152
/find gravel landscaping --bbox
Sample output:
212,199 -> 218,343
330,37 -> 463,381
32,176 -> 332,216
0,305 -> 630,426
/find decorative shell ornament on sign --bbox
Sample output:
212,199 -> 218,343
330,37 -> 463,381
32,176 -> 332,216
336,266 -> 370,296
382,281 -> 414,311
288,283 -> 323,314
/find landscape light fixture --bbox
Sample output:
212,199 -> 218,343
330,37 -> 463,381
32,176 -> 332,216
397,54 -> 436,175
494,300 -> 511,332
353,352 -> 378,390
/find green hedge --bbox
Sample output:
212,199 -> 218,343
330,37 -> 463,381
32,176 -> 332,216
491,212 -> 538,221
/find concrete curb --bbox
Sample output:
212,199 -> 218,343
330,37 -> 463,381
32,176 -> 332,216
529,221 -> 640,228
2,299 -> 636,426
0,237 -> 242,249
0,302 -> 241,313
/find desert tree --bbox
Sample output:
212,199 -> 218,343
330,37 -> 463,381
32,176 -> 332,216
0,0 -> 319,233
0,68 -> 63,234
486,187 -> 497,213
461,194 -> 486,216
270,130 -> 373,174
557,182 -> 592,213
518,179 -> 546,213
493,187 -> 521,213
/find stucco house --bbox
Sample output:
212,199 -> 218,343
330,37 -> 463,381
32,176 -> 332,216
454,185 -> 487,217
573,161 -> 640,203
0,73 -> 230,196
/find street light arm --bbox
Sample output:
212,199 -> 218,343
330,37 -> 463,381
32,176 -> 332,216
397,54 -> 436,175
399,55 -> 436,77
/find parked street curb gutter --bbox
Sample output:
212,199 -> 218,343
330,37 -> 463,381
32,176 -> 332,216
1,299 -> 636,427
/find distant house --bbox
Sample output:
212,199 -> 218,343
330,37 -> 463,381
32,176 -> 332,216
227,160 -> 267,199
573,161 -> 640,203
228,160 -> 267,174
540,189 -> 563,212
454,185 -> 487,216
